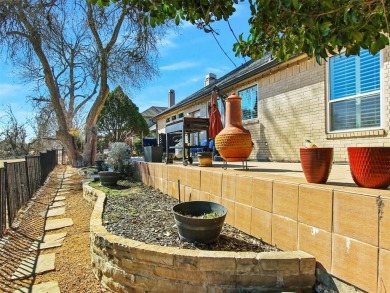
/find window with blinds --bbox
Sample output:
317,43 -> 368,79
329,49 -> 381,131
238,85 -> 258,120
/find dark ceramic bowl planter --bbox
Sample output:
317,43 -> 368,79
98,171 -> 121,186
347,147 -> 390,189
197,152 -> 213,167
172,201 -> 227,244
300,148 -> 334,184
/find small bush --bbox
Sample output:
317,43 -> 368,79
106,142 -> 131,174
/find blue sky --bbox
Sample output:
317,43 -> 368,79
0,3 -> 251,140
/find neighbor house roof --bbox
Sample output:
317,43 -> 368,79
142,106 -> 168,128
152,54 -> 280,121
141,106 -> 168,118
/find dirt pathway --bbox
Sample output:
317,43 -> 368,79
0,165 -> 104,292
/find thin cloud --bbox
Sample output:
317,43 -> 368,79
158,30 -> 180,49
0,84 -> 24,99
160,61 -> 199,71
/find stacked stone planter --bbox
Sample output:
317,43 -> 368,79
83,183 -> 316,292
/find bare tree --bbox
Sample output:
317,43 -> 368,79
0,0 -> 170,166
0,105 -> 30,157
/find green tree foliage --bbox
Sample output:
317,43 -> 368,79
235,0 -> 389,63
90,0 -> 389,62
97,86 -> 149,145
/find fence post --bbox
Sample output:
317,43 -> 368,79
24,156 -> 31,199
3,162 -> 11,228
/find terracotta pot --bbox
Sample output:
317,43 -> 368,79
215,93 -> 253,162
347,147 -> 390,189
197,151 -> 213,167
300,148 -> 333,184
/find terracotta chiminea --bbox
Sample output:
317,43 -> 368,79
215,92 -> 253,162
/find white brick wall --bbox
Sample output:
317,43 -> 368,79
156,47 -> 390,162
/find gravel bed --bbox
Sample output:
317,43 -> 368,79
93,179 -> 279,252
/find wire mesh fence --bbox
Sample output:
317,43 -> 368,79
0,149 -> 64,237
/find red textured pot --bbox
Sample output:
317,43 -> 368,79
347,147 -> 390,189
215,93 -> 253,162
300,148 -> 333,184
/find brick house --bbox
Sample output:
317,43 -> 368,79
153,47 -> 389,162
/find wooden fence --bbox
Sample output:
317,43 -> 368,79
0,150 -> 62,237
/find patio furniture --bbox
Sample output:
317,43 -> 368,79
165,117 -> 210,166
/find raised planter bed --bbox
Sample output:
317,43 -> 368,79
83,182 -> 316,292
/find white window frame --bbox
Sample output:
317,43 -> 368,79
238,84 -> 258,121
326,50 -> 383,133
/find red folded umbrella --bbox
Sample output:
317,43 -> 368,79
209,91 -> 223,139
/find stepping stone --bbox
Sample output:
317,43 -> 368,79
54,196 -> 66,202
13,280 -> 60,293
45,218 -> 73,231
11,253 -> 56,280
49,201 -> 65,208
30,241 -> 62,251
41,232 -> 67,243
46,207 -> 65,217
31,233 -> 67,251
56,191 -> 71,195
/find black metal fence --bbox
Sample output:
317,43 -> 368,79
0,149 -> 62,238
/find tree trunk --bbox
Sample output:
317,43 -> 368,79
83,125 -> 97,166
82,85 -> 109,166
56,129 -> 81,166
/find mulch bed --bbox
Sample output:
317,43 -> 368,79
94,179 -> 279,253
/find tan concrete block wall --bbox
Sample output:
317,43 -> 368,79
135,162 -> 389,292
273,181 -> 299,220
251,207 -> 272,244
235,175 -> 253,205
332,234 -> 378,293
379,249 -> 390,292
209,170 -> 222,197
251,177 -> 273,212
83,180 -> 316,292
272,214 -> 298,251
298,223 -> 332,272
298,185 -> 332,232
234,202 -> 252,234
381,198 -> 390,250
333,191 -> 379,246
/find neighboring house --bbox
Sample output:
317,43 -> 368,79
153,47 -> 389,162
141,106 -> 167,137
29,137 -> 63,154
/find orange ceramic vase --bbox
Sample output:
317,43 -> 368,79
215,93 -> 253,162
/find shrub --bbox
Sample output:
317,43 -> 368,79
106,142 -> 131,174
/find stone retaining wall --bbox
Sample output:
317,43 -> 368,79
84,183 -> 316,292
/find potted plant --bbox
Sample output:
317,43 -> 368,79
172,201 -> 227,244
99,142 -> 131,186
300,140 -> 333,184
347,147 -> 390,189
197,151 -> 213,167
